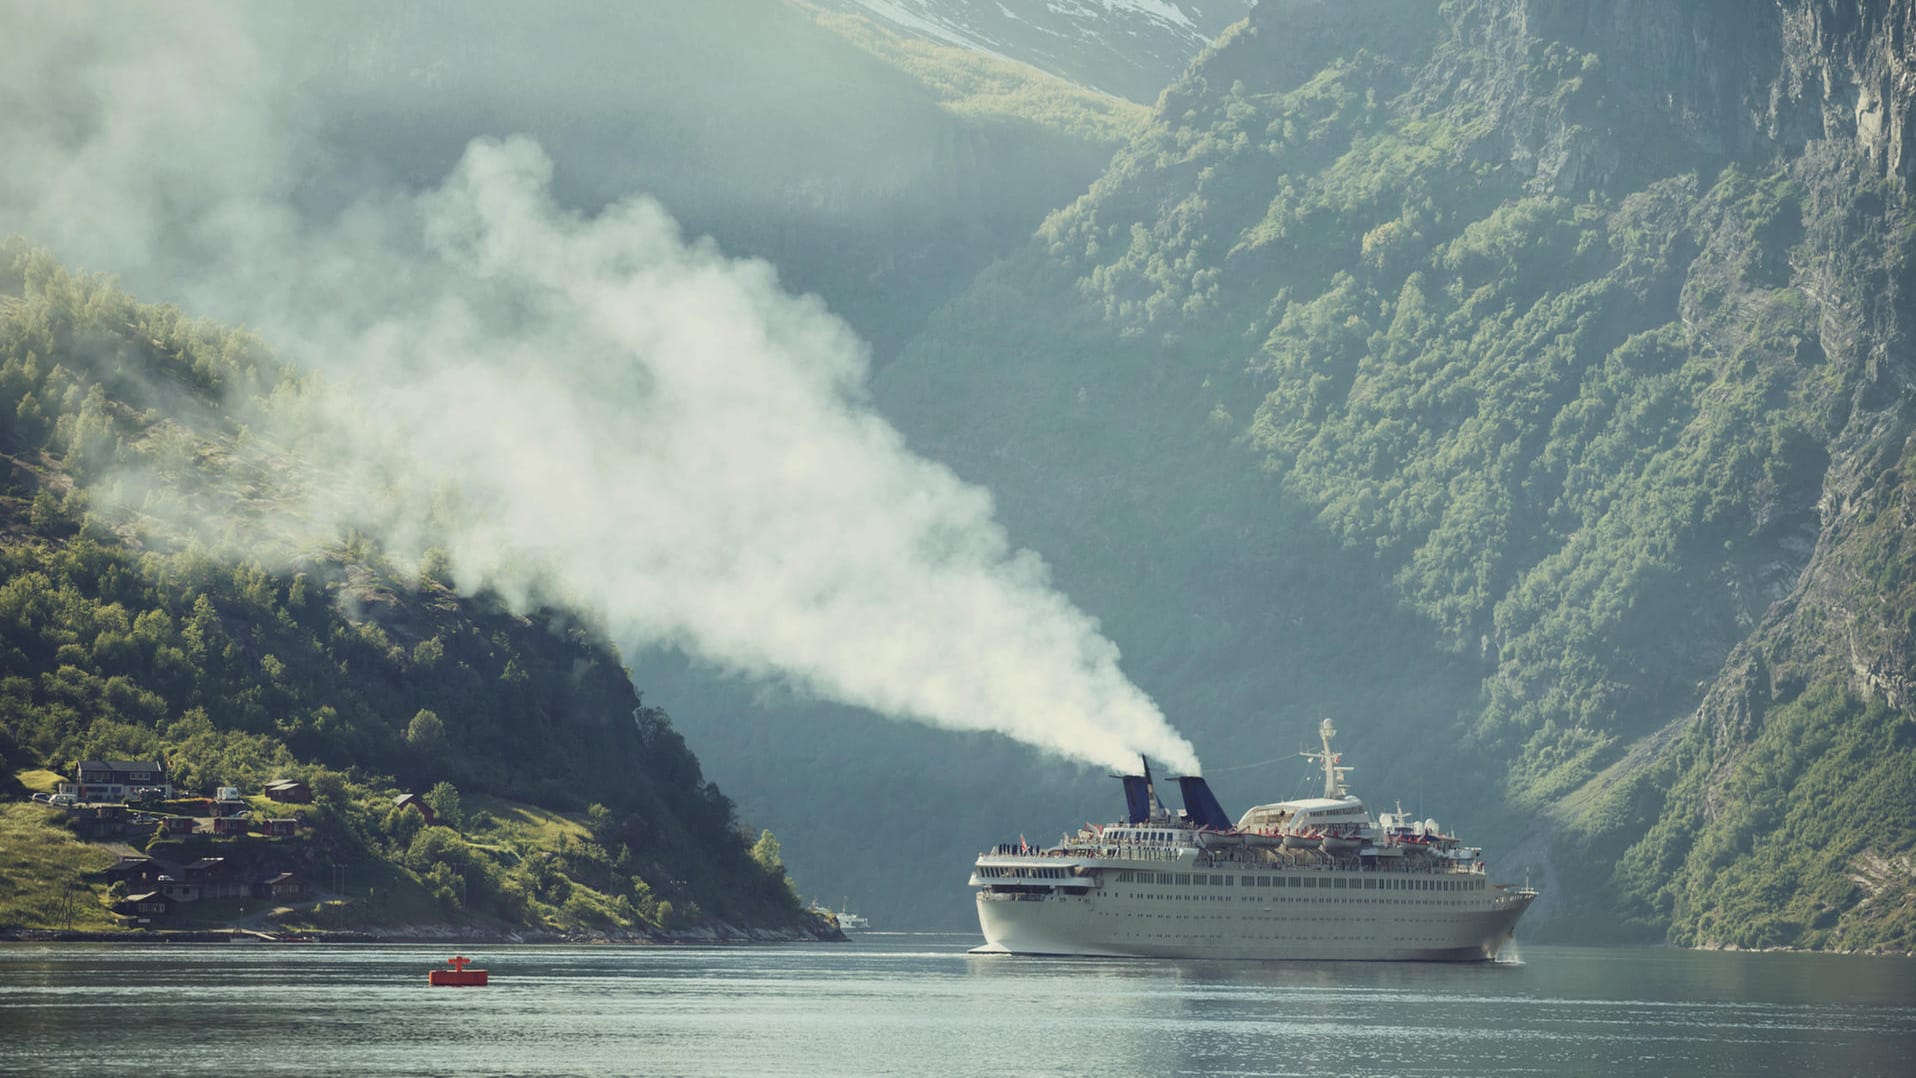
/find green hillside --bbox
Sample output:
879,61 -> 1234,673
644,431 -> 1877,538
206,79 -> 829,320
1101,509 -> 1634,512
839,0 -> 1915,949
0,243 -> 822,939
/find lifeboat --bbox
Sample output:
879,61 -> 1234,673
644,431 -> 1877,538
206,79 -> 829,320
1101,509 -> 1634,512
428,955 -> 489,986
1320,831 -> 1363,854
1281,828 -> 1323,850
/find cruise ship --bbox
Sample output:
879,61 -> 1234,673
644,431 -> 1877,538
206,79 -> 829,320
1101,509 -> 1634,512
969,721 -> 1537,961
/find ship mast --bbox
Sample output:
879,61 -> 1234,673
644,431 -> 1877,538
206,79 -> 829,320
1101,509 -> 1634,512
1299,718 -> 1352,799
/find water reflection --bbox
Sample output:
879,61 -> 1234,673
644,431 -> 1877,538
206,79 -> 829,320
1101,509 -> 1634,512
0,939 -> 1910,1077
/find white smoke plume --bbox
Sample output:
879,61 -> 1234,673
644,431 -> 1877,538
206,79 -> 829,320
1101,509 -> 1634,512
0,5 -> 1201,774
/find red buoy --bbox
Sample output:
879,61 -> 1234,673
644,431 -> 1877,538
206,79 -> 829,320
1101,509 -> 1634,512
428,955 -> 489,986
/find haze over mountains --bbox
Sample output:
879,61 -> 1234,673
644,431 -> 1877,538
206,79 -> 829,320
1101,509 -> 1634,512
2,0 -> 1912,950
813,0 -> 1253,101
675,0 -> 1916,946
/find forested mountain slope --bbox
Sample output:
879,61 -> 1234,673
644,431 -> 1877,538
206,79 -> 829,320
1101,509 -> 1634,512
850,0 -> 1916,948
0,246 -> 819,938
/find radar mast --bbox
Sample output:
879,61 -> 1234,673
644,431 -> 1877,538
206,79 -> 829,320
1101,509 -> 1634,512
1300,718 -> 1353,799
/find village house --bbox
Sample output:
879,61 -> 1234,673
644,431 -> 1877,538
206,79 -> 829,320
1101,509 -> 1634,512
210,815 -> 251,837
67,803 -> 131,839
393,792 -> 437,825
211,787 -> 247,818
159,816 -> 196,835
258,818 -> 299,837
262,779 -> 312,804
103,856 -> 163,890
182,857 -> 247,899
157,876 -> 201,903
73,760 -> 172,802
115,891 -> 171,920
256,872 -> 308,900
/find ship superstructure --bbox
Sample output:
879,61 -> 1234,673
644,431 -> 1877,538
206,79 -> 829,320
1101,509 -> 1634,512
969,720 -> 1536,961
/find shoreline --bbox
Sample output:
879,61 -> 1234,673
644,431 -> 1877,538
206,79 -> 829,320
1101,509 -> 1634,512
1,923 -> 848,946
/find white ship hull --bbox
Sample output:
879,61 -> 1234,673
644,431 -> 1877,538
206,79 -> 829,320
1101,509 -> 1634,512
971,860 -> 1533,962
971,721 -> 1537,962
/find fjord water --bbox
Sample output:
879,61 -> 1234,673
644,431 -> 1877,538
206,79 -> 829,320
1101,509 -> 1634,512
2,937 -> 1910,1076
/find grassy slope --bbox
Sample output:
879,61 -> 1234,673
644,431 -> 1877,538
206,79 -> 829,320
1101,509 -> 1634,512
0,800 -> 119,930
801,4 -> 1149,146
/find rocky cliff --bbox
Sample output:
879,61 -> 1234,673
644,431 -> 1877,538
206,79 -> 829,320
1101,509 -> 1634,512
845,0 -> 1916,947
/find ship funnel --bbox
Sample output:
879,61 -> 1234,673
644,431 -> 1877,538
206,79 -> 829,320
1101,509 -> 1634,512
1119,755 -> 1169,823
1175,776 -> 1233,832
1120,774 -> 1151,824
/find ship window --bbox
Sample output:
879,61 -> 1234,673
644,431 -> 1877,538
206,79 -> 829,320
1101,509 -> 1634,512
1362,879 -> 1375,889
1333,878 -> 1347,889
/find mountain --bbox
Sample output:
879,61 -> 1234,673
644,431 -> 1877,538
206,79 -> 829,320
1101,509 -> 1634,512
0,245 -> 826,939
1,0 -> 1156,938
5,0 -> 1910,951
688,0 -> 1916,949
810,0 -> 1255,102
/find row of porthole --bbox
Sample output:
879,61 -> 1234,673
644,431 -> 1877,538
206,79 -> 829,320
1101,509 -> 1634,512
1092,906 -> 1470,926
1098,920 -> 1467,943
1114,892 -> 1469,907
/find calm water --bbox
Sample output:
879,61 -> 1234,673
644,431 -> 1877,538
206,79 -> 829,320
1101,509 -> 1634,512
1,935 -> 1911,1076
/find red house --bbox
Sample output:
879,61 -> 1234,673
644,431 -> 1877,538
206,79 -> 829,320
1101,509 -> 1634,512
394,793 -> 437,825
259,818 -> 298,837
211,816 -> 250,836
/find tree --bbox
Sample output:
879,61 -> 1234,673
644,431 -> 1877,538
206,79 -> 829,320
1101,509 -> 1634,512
586,802 -> 615,845
419,547 -> 455,589
750,828 -> 784,875
425,780 -> 463,830
406,709 -> 446,753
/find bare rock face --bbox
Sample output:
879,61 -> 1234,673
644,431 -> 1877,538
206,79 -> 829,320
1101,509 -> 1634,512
1774,1 -> 1916,185
1513,0 -> 1915,189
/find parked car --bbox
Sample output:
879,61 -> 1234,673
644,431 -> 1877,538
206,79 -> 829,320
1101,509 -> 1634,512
30,792 -> 51,803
